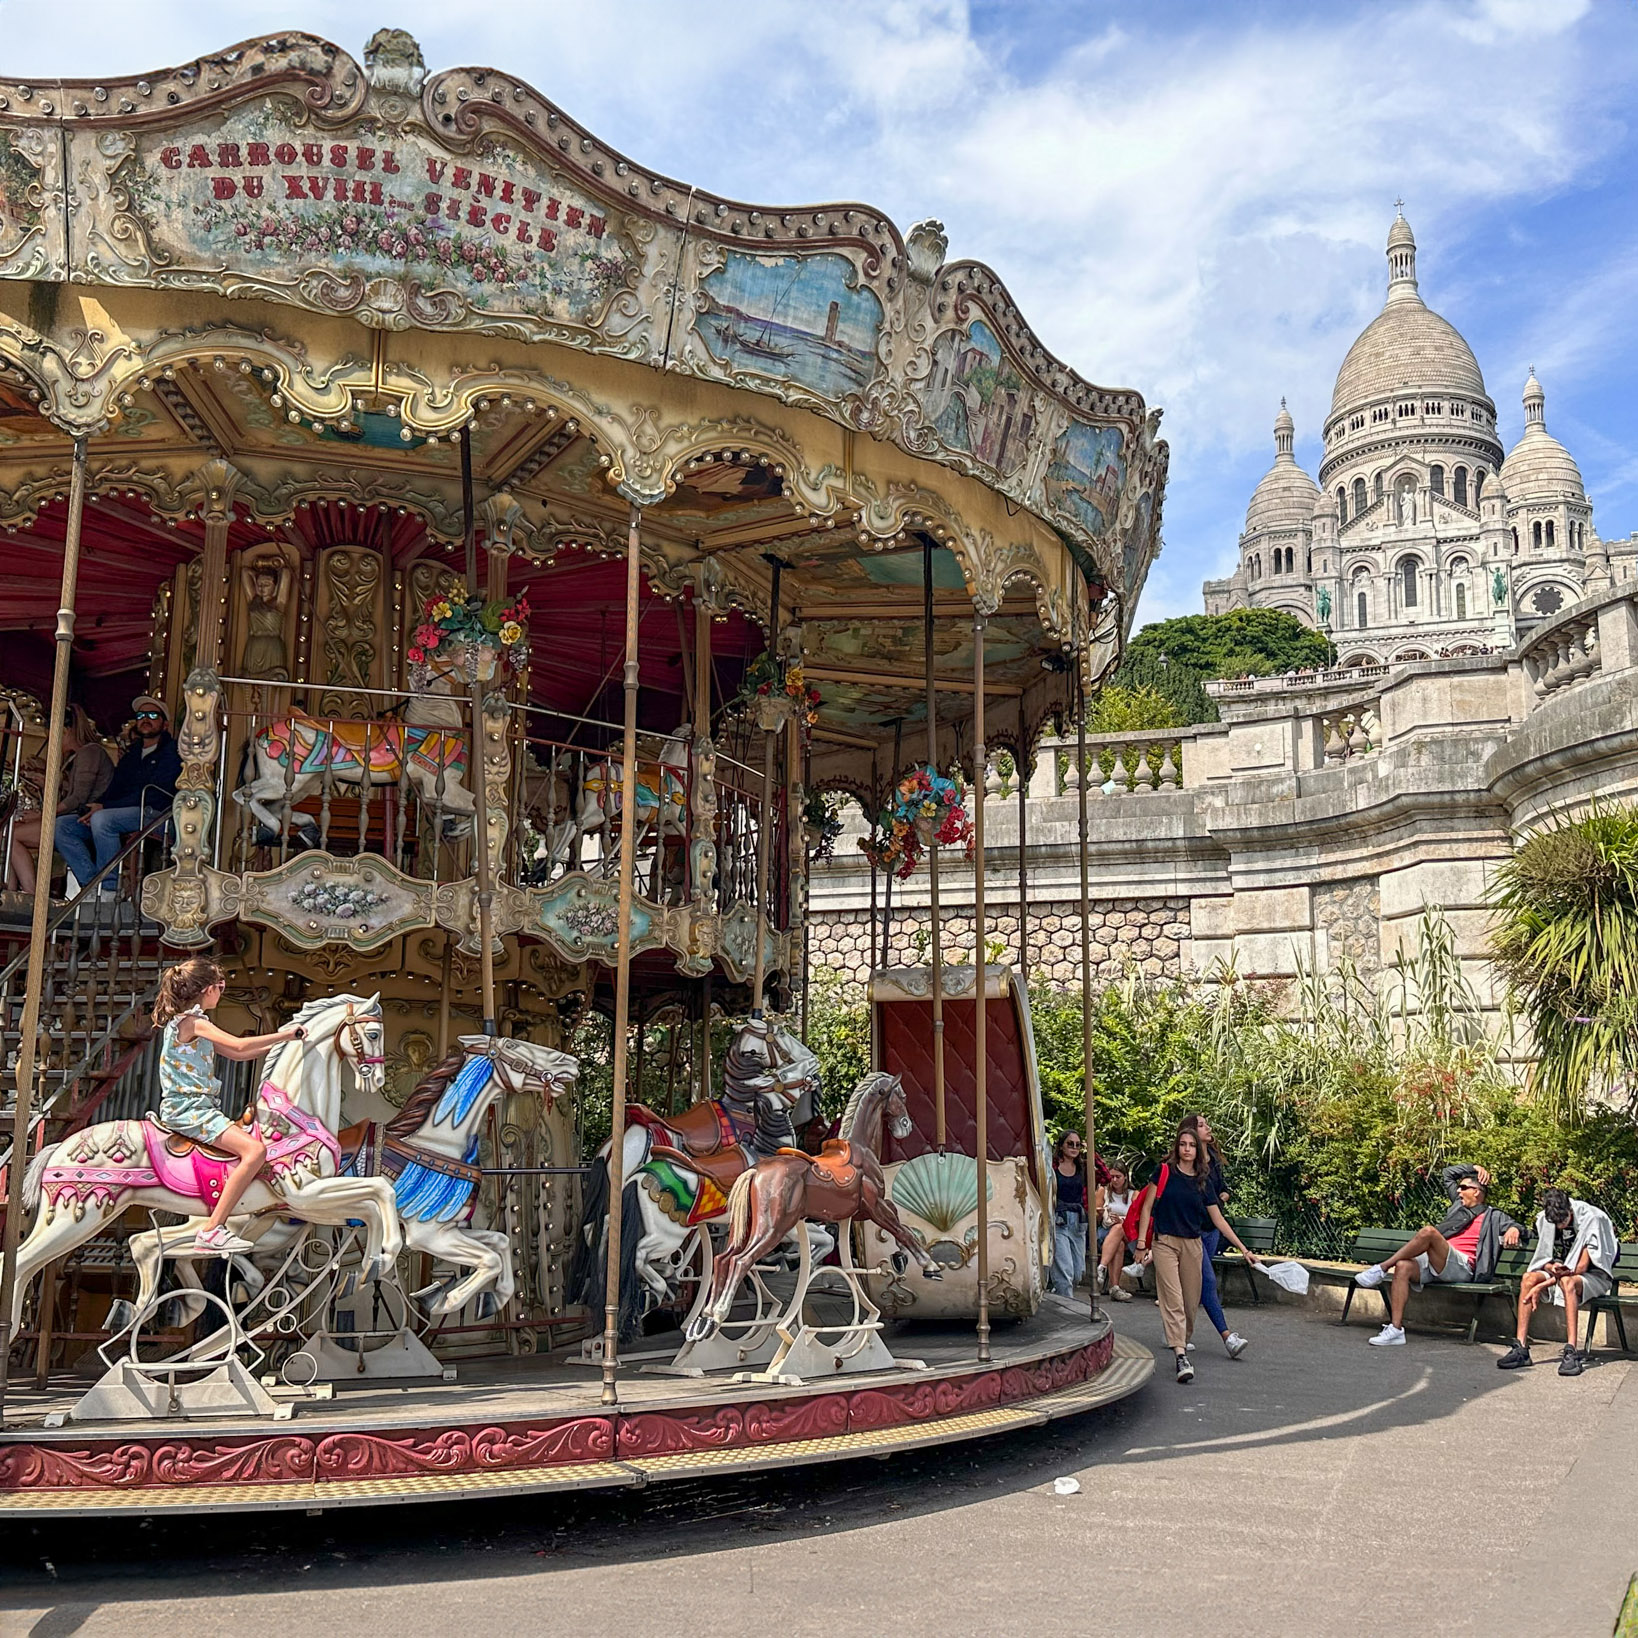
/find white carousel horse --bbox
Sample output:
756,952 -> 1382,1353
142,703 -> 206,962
13,992 -> 402,1331
130,1034 -> 580,1323
546,724 -> 692,873
234,649 -> 495,843
568,1016 -> 821,1338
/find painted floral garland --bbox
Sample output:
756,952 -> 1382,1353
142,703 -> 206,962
860,765 -> 974,879
407,592 -> 531,685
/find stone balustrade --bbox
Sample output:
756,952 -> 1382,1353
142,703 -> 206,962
809,585 -> 1638,1018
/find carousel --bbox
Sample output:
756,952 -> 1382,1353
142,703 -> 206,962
0,29 -> 1164,1515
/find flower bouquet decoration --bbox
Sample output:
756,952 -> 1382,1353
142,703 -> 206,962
802,789 -> 846,861
859,764 -> 974,880
407,591 -> 531,686
736,649 -> 822,737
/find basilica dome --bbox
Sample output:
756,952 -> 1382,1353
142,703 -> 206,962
1500,371 -> 1585,503
1245,401 -> 1320,533
1329,213 -> 1488,418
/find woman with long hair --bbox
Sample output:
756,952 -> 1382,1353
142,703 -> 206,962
4,704 -> 112,894
1135,1116 -> 1262,1383
1192,1115 -> 1250,1359
1094,1160 -> 1133,1301
153,957 -> 305,1254
1048,1129 -> 1090,1296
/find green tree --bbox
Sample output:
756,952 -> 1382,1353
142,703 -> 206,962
1120,610 -> 1334,694
1087,683 -> 1182,735
1110,648 -> 1218,724
1491,805 -> 1638,1120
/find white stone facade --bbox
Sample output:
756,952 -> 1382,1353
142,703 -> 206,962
1203,213 -> 1638,663
811,586 -> 1638,1046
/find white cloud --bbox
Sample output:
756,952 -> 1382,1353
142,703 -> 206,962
2,0 -> 1632,618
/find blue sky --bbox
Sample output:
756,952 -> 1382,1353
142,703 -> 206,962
5,0 -> 1636,626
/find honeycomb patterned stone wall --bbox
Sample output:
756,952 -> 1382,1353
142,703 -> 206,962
806,897 -> 1190,995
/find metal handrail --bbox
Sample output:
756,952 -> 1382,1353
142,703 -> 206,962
0,804 -> 172,993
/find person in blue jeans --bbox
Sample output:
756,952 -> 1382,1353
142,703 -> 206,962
52,695 -> 179,895
1048,1131 -> 1089,1296
1194,1116 -> 1250,1359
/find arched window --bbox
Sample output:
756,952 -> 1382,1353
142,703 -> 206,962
1286,547 -> 1296,574
1401,557 -> 1419,608
1453,466 -> 1468,507
1357,590 -> 1369,629
1546,520 -> 1556,548
1532,521 -> 1542,549
1512,528 -> 1519,554
1374,471 -> 1386,501
1473,470 -> 1485,503
1337,486 -> 1348,522
1430,464 -> 1445,497
1455,582 -> 1467,620
1353,477 -> 1368,515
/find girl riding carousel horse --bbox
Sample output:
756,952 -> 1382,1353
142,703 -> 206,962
153,957 -> 305,1254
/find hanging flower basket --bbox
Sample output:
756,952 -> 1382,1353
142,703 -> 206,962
859,765 -> 973,880
407,591 -> 531,687
802,790 -> 846,861
735,649 -> 822,737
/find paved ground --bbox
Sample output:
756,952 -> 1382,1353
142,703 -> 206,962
2,1296 -> 1635,1637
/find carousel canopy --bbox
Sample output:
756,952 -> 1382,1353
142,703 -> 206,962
0,29 -> 1166,792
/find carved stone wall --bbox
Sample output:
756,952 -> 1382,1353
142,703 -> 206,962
1313,877 -> 1381,980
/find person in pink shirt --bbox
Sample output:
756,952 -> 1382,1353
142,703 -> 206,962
1352,1164 -> 1525,1346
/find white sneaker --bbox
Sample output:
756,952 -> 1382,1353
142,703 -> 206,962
1224,1332 -> 1249,1359
192,1225 -> 254,1255
1368,1323 -> 1406,1347
1184,1341 -> 1196,1353
1354,1263 -> 1390,1289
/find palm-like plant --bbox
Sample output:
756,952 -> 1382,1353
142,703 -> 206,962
1491,806 -> 1638,1120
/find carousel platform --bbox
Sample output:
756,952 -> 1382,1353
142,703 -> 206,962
0,1302 -> 1150,1517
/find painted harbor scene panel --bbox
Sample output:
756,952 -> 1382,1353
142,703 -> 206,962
1045,420 -> 1126,535
697,250 -> 883,400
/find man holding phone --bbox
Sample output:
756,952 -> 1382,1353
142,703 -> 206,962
1498,1186 -> 1619,1376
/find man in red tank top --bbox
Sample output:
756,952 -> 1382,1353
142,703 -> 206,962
1352,1164 -> 1525,1347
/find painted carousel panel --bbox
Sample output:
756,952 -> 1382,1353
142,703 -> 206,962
62,108 -> 641,331
694,250 -> 884,403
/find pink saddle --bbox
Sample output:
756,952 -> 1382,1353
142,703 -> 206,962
143,1122 -> 265,1211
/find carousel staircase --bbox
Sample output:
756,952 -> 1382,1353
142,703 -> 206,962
0,838 -> 171,1189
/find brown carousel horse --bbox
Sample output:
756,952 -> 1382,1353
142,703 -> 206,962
685,1071 -> 941,1343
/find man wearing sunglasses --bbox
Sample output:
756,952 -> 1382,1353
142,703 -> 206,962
1352,1163 -> 1525,1347
52,695 -> 180,897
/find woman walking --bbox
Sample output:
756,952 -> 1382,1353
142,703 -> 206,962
1194,1116 -> 1250,1359
1095,1161 -> 1133,1301
1048,1131 -> 1090,1296
154,957 -> 305,1253
1136,1117 -> 1262,1383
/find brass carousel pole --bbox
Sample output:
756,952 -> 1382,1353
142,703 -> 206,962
1075,630 -> 1099,1325
461,425 -> 497,1034
883,717 -> 902,973
751,557 -> 784,1016
868,749 -> 879,1070
972,612 -> 991,1362
923,542 -> 946,1150
0,436 -> 89,1418
694,576 -> 713,1109
1017,704 -> 1029,988
600,499 -> 645,1405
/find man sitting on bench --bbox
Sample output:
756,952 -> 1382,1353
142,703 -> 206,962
1353,1164 -> 1524,1347
1498,1186 -> 1618,1377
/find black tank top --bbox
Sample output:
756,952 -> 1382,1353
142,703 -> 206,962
1056,1166 -> 1086,1213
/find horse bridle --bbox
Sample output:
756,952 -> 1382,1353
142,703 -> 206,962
334,1002 -> 386,1076
463,1036 -> 564,1103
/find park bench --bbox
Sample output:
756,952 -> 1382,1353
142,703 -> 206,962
1337,1227 -> 1518,1344
1519,1240 -> 1638,1355
1212,1217 -> 1278,1305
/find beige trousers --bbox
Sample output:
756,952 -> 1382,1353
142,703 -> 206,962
1153,1234 -> 1204,1353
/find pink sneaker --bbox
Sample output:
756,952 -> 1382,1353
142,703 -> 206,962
192,1225 -> 254,1255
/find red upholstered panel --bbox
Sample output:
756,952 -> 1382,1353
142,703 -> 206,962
878,996 -> 1029,1169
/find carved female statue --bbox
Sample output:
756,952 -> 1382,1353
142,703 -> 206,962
240,557 -> 291,682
